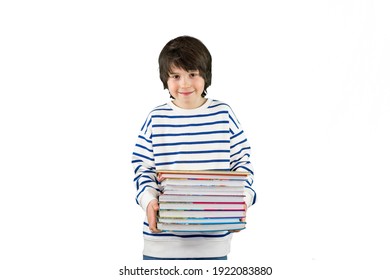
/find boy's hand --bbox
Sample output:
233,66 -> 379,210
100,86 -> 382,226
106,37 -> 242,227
146,199 -> 161,233
229,203 -> 247,233
157,173 -> 166,182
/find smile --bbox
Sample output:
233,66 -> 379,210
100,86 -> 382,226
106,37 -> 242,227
179,91 -> 194,95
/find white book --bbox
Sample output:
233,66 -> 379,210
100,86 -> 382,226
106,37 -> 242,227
157,222 -> 246,232
161,179 -> 246,187
159,202 -> 246,210
157,217 -> 242,224
163,185 -> 243,192
163,189 -> 244,196
158,209 -> 246,218
157,170 -> 249,181
159,194 -> 245,203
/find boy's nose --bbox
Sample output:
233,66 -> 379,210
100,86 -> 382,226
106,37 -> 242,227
180,76 -> 191,87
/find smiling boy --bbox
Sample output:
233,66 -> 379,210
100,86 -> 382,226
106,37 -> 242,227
132,36 -> 256,260
167,67 -> 205,109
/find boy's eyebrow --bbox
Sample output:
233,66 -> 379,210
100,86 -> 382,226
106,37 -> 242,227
169,70 -> 199,75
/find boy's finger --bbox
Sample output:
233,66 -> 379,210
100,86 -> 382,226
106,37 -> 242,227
148,215 -> 161,233
148,201 -> 161,233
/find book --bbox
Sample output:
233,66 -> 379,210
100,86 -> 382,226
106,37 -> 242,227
158,209 -> 246,218
159,193 -> 245,203
158,170 -> 249,181
163,189 -> 244,196
161,178 -> 246,187
157,217 -> 242,224
159,202 -> 246,210
156,170 -> 248,232
157,222 -> 246,232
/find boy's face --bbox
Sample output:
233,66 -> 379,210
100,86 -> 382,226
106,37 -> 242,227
167,66 -> 206,109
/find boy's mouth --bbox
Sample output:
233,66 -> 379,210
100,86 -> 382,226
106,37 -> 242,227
179,91 -> 194,96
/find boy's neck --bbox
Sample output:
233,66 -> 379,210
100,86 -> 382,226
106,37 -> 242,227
172,97 -> 207,109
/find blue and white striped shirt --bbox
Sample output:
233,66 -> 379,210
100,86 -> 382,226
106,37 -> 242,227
132,99 -> 256,258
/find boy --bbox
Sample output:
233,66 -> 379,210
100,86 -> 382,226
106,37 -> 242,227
132,35 -> 256,260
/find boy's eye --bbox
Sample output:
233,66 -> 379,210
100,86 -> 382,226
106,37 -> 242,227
189,72 -> 199,78
170,75 -> 180,80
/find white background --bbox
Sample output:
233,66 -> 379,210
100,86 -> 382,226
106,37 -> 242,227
1,0 -> 389,279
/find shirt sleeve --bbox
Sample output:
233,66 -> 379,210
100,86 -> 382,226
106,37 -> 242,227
227,106 -> 256,207
132,112 -> 162,211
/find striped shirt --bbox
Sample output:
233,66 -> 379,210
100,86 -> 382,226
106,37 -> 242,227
132,99 -> 256,258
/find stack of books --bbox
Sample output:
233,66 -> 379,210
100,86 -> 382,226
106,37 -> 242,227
156,170 -> 248,232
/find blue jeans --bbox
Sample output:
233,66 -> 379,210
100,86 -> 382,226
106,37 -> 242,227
143,255 -> 227,260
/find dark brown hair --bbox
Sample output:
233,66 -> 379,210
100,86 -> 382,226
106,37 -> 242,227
158,36 -> 212,97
